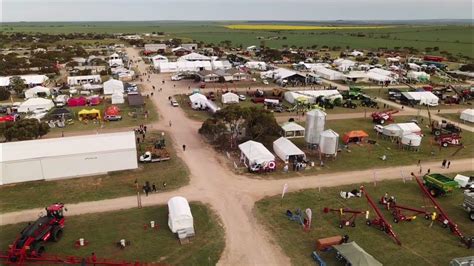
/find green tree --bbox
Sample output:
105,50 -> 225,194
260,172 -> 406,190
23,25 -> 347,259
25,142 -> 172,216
9,76 -> 26,96
4,119 -> 50,142
0,87 -> 11,101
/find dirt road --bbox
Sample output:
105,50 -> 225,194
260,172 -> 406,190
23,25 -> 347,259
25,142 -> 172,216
2,48 -> 472,265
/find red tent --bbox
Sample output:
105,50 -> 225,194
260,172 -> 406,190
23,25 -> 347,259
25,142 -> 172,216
68,97 -> 87,107
105,105 -> 120,116
88,96 -> 101,106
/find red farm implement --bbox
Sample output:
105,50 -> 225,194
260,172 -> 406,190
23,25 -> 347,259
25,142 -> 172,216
322,208 -> 366,228
379,194 -> 432,223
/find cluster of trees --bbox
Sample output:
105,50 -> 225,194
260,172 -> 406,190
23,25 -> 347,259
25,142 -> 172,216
0,32 -> 115,46
199,106 -> 280,150
2,119 -> 50,142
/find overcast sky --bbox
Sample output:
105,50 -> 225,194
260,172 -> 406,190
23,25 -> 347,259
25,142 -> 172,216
1,0 -> 472,22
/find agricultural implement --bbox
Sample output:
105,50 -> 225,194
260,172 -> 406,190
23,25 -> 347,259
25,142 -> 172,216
379,194 -> 432,223
371,109 -> 399,124
322,208 -> 366,228
412,173 -> 473,248
423,173 -> 458,197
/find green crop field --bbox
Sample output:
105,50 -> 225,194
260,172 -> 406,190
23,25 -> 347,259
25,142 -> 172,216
0,203 -> 225,265
255,177 -> 474,266
1,22 -> 473,56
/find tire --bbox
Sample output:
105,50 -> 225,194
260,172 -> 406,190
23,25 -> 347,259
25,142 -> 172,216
442,142 -> 448,148
393,218 -> 399,223
430,189 -> 438,197
366,220 -> 371,226
51,227 -> 63,242
434,130 -> 441,136
425,214 -> 430,220
339,223 -> 343,229
351,222 -> 356,227
31,244 -> 45,257
380,119 -> 385,124
469,211 -> 474,221
442,223 -> 448,229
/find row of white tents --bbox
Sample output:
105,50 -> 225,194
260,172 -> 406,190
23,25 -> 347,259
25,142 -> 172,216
284,90 -> 342,104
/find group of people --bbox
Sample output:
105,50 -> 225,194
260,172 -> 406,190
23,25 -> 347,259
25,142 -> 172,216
135,124 -> 147,143
441,159 -> 451,169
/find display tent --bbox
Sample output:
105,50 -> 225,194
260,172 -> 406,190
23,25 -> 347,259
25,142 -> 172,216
24,86 -> 51,99
382,123 -> 421,137
189,93 -> 209,109
49,108 -> 73,120
111,92 -> 125,104
68,97 -> 87,107
281,122 -> 305,138
18,98 -> 54,113
333,242 -> 382,266
342,130 -> 369,144
221,92 -> 239,104
103,79 -> 124,95
105,105 -> 120,116
238,140 -> 275,167
167,196 -> 194,234
88,96 -> 101,106
460,109 -> 474,123
78,109 -> 101,120
401,133 -> 422,147
272,137 -> 305,162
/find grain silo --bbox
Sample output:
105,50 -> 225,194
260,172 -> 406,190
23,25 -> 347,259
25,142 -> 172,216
304,109 -> 327,145
319,129 -> 339,156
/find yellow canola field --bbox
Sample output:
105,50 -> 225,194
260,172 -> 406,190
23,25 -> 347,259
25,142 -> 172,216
225,24 -> 393,30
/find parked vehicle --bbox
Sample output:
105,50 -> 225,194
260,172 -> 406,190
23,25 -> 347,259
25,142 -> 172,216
139,150 -> 170,163
238,95 -> 246,101
104,115 -> 122,121
342,100 -> 357,109
360,96 -> 379,108
431,120 -> 461,136
462,191 -> 474,221
436,134 -> 462,147
423,173 -> 458,197
171,75 -> 184,81
171,100 -> 179,107
371,109 -> 398,124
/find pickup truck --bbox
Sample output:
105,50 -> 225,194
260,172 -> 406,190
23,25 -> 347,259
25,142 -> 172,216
139,151 -> 170,163
462,191 -> 474,221
423,173 -> 458,197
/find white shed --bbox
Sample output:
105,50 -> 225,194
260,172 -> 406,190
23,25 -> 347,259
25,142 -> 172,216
111,92 -> 125,104
382,123 -> 421,137
18,98 -> 54,113
24,86 -> 51,99
189,93 -> 209,109
0,132 -> 138,185
167,196 -> 195,235
103,79 -> 124,95
222,92 -> 239,104
273,137 -> 305,162
238,140 -> 275,167
281,122 -> 305,138
460,109 -> 474,123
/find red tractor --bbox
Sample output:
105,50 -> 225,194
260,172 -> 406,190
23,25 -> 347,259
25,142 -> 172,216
436,134 -> 462,147
371,109 -> 399,124
7,203 -> 66,263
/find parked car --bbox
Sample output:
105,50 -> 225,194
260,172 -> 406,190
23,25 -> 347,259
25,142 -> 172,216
104,115 -> 122,121
239,95 -> 246,101
171,75 -> 184,81
171,100 -> 179,107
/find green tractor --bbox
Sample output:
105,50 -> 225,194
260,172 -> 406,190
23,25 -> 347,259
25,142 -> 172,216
342,86 -> 364,100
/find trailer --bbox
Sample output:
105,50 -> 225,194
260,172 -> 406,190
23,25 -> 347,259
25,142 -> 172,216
423,173 -> 458,197
139,150 -> 170,163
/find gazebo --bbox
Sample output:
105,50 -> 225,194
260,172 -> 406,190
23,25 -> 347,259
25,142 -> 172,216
281,122 -> 305,138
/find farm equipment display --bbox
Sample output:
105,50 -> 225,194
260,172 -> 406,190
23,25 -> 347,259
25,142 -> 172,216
342,86 -> 364,100
360,95 -> 379,108
462,191 -> 474,221
323,208 -> 366,228
4,203 -> 66,263
371,109 -> 399,124
431,120 -> 462,136
423,173 -> 459,197
436,134 -> 462,148
342,100 -> 357,109
139,137 -> 171,163
411,173 -> 473,248
379,193 -> 432,223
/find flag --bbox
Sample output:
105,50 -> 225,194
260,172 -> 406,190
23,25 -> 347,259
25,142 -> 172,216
281,183 -> 288,199
305,208 -> 312,228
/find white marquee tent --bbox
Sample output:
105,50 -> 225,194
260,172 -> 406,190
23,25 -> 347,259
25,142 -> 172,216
408,71 -> 430,81
238,140 -> 275,167
382,123 -> 421,137
0,132 -> 138,185
103,79 -> 124,95
189,93 -> 209,109
313,67 -> 345,80
18,98 -> 54,113
67,75 -> 101,86
244,61 -> 267,71
178,52 -> 211,62
273,137 -> 305,162
155,61 -> 212,73
403,91 -> 439,106
111,92 -> 125,104
167,196 -> 195,234
401,133 -> 422,147
460,109 -> 474,123
281,122 -> 305,138
24,86 -> 51,99
0,74 -> 49,87
221,92 -> 239,104
284,90 -> 341,104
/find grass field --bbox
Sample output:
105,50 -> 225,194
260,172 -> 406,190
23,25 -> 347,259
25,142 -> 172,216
255,177 -> 474,265
225,25 -> 394,30
1,22 -> 472,56
0,132 -> 189,213
0,203 -> 225,265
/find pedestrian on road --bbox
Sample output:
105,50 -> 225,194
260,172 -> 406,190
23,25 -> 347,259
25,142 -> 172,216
417,160 -> 421,166
144,125 -> 147,133
168,96 -> 171,101
169,120 -> 172,127
152,85 -> 155,90
151,92 -> 154,97
427,168 -> 431,174
441,159 -> 447,168
182,144 -> 186,151
162,182 -> 167,188
447,161 -> 451,168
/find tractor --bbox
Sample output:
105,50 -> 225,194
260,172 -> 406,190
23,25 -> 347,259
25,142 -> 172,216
342,100 -> 357,109
360,95 -> 379,108
371,109 -> 399,124
7,203 -> 66,263
431,120 -> 461,136
342,86 -> 364,100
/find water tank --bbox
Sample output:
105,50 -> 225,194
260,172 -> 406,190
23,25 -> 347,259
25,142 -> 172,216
401,134 -> 422,147
305,109 -> 327,144
319,129 -> 339,155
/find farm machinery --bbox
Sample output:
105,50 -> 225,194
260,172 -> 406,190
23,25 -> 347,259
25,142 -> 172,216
360,95 -> 379,108
436,134 -> 462,148
371,109 -> 399,124
342,86 -> 364,100
422,173 -> 458,197
431,120 -> 462,136
379,193 -> 432,223
322,208 -> 366,228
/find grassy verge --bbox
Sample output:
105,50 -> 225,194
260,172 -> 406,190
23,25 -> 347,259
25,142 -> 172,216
0,132 -> 189,213
439,113 -> 472,125
255,176 -> 474,266
49,98 -> 158,134
0,203 -> 224,265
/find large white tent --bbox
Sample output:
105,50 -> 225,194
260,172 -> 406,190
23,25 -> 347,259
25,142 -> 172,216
403,91 -> 439,106
221,92 -> 239,104
284,90 -> 342,104
0,74 -> 49,87
0,132 -> 138,185
313,67 -> 345,80
67,75 -> 101,86
382,123 -> 421,137
111,92 -> 125,104
189,93 -> 209,109
103,79 -> 124,95
238,140 -> 275,167
178,52 -> 211,62
460,109 -> 474,123
167,196 -> 195,236
281,122 -> 305,138
244,61 -> 267,71
24,86 -> 51,99
18,98 -> 54,113
273,137 -> 305,162
154,61 -> 212,73
408,71 -> 430,81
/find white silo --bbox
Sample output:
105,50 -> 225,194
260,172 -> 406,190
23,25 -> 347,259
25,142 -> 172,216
305,109 -> 327,145
319,129 -> 339,156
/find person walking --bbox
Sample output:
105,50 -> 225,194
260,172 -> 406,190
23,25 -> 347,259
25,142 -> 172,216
152,183 -> 156,192
182,144 -> 186,151
417,159 -> 421,166
441,159 -> 447,168
447,161 -> 451,169
169,120 -> 172,127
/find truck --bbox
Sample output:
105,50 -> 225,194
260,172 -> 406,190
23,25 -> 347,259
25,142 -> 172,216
423,173 -> 459,197
431,120 -> 462,136
139,150 -> 170,163
462,191 -> 474,221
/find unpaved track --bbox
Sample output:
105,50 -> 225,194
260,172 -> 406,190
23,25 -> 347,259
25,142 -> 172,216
2,48 -> 473,265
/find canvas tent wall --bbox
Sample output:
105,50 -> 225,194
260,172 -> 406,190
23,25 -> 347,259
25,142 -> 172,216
103,79 -> 124,95
189,93 -> 209,109
18,98 -> 54,113
222,92 -> 239,104
67,75 -> 101,86
167,196 -> 195,235
111,92 -> 125,104
238,140 -> 275,168
401,133 -> 422,147
333,242 -> 382,266
0,132 -> 138,185
273,137 -> 305,162
460,109 -> 474,123
284,90 -> 341,104
382,123 -> 421,137
24,86 -> 51,99
244,61 -> 267,71
281,122 -> 305,138
313,67 -> 345,81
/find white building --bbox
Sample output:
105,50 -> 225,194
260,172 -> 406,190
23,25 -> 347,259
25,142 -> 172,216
0,132 -> 138,185
103,79 -> 124,95
109,53 -> 124,67
221,92 -> 239,104
144,43 -> 167,53
313,67 -> 345,80
67,75 -> 101,86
